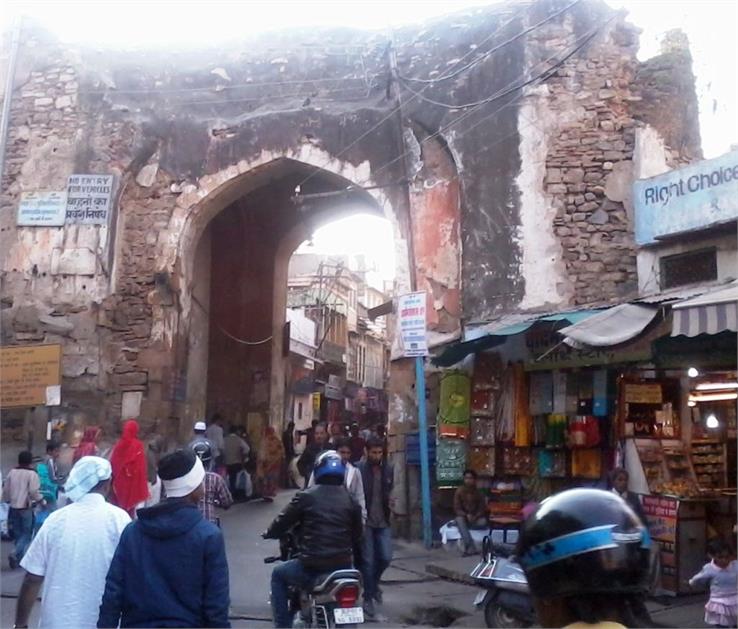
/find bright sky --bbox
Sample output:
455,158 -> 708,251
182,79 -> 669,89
4,0 -> 737,281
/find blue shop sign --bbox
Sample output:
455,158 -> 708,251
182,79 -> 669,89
634,149 -> 738,245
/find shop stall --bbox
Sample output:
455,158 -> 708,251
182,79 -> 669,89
623,369 -> 737,594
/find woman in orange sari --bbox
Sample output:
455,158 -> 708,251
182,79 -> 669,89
109,419 -> 149,517
257,426 -> 284,502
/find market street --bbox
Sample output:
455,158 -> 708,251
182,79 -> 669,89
0,490 -> 712,628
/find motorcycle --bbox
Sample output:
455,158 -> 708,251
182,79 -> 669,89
264,530 -> 365,628
470,536 -> 535,629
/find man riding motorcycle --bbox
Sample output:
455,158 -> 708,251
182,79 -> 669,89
264,451 -> 363,628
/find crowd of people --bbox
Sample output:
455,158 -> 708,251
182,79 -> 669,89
5,412 -> 734,629
2,415 -> 392,628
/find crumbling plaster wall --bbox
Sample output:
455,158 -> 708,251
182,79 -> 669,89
0,0 -> 702,438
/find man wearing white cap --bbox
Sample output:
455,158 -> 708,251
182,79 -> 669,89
14,456 -> 130,629
98,448 -> 230,628
189,420 -> 216,471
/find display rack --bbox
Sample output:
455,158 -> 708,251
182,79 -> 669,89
691,440 -> 727,488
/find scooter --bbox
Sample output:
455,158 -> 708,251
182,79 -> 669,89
264,530 -> 365,628
470,536 -> 535,629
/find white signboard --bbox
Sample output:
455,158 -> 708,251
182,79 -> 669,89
398,291 -> 428,357
634,149 -> 738,244
17,191 -> 67,226
66,174 -> 115,224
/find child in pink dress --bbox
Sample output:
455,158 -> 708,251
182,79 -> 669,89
690,539 -> 738,628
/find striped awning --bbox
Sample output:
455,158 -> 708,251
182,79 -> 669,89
671,282 -> 738,337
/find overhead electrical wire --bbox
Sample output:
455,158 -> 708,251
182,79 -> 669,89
291,0 -> 536,193
398,0 -> 582,85
366,15 -> 616,185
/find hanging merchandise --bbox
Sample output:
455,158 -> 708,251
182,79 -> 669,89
545,413 -> 567,448
538,449 -> 566,478
502,446 -> 535,475
592,369 -> 608,417
436,437 -> 468,484
513,364 -> 532,447
495,369 -> 515,442
571,448 -> 601,479
469,446 -> 495,477
471,390 -> 494,416
568,415 -> 601,448
528,372 -> 554,415
438,371 -> 471,438
470,417 -> 495,446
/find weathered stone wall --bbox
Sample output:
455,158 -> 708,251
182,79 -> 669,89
0,0 -> 701,441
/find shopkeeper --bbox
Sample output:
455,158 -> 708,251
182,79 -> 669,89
454,469 -> 488,556
609,467 -> 648,525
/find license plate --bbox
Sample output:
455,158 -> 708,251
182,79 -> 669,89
334,607 -> 364,624
474,590 -> 486,606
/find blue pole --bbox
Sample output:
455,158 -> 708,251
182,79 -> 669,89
415,356 -> 432,548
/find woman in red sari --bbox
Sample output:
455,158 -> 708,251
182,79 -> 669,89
73,426 -> 101,463
257,426 -> 284,502
109,419 -> 149,517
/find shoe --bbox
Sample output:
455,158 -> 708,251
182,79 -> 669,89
375,587 -> 383,604
363,598 -> 376,619
8,555 -> 18,570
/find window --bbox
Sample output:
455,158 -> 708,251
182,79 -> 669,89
660,248 -> 717,289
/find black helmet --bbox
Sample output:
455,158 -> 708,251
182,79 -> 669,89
517,488 -> 651,600
190,439 -> 213,467
313,450 -> 346,484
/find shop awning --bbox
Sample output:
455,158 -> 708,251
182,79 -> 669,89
671,281 -> 738,337
432,310 -> 599,367
558,304 -> 660,347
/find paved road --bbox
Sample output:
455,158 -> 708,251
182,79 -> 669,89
0,491 -> 712,628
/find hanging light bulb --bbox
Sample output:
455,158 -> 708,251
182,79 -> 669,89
687,367 -> 699,378
706,414 -> 719,429
688,400 -> 696,407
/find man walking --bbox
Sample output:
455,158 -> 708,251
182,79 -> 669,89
190,440 -> 233,526
356,437 -> 393,619
453,469 -> 488,555
14,456 -> 130,629
3,451 -> 42,569
296,422 -> 328,488
188,420 -> 216,471
206,413 -> 225,467
223,425 -> 250,496
97,449 -> 230,628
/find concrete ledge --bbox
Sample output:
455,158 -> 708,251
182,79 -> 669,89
425,555 -> 479,586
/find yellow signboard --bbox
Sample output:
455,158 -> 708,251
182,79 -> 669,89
0,345 -> 61,408
624,383 -> 663,404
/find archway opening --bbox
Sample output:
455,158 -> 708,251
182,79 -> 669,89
183,158 -> 395,443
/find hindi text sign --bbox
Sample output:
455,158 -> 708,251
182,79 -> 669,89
0,345 -> 62,408
66,174 -> 115,224
398,291 -> 428,357
17,191 -> 68,226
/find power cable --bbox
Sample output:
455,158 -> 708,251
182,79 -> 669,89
397,12 -> 610,111
191,293 -> 273,345
398,0 -> 582,85
292,1 -> 537,193
367,16 -> 615,184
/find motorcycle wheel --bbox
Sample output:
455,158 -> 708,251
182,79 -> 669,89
483,600 -> 532,629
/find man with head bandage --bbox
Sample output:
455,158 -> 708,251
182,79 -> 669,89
97,449 -> 231,628
14,457 -> 131,629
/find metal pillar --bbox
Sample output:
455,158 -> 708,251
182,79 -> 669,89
415,356 -> 432,548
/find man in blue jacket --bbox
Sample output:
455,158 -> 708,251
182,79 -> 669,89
97,449 -> 230,628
